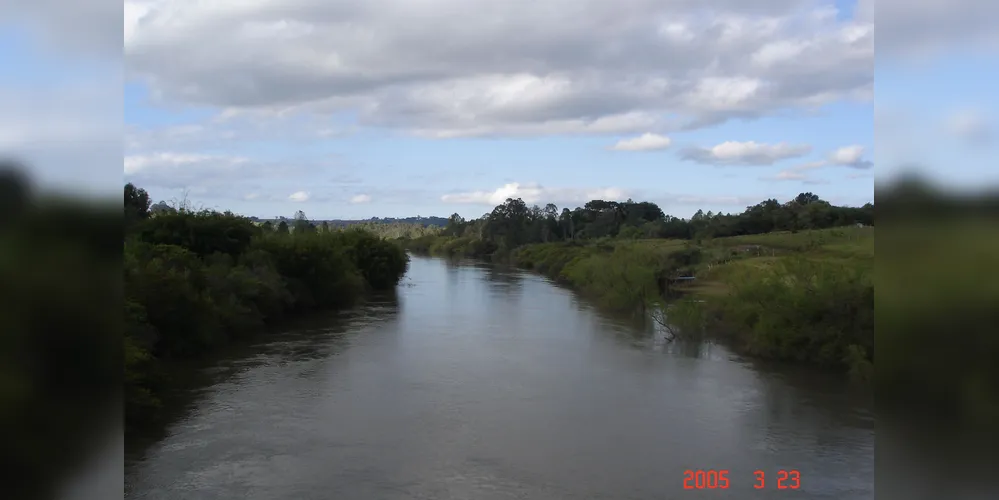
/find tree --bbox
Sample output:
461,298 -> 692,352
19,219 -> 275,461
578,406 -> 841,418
276,220 -> 290,234
292,210 -> 312,233
559,208 -> 574,240
794,192 -> 821,206
124,183 -> 151,225
444,213 -> 466,237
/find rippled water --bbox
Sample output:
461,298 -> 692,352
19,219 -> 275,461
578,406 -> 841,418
125,256 -> 875,499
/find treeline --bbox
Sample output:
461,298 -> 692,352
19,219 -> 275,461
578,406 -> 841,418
408,191 -> 872,259
244,211 -> 441,240
336,221 -> 440,239
125,184 -> 409,431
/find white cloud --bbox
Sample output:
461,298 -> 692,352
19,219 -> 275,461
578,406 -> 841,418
828,145 -> 873,169
350,194 -> 372,204
752,40 -> 810,67
830,145 -> 864,164
122,152 -> 288,192
671,195 -> 764,206
123,152 -> 218,176
124,0 -> 874,137
658,22 -> 695,43
610,133 -> 672,151
792,160 -> 829,171
122,150 -> 340,201
682,77 -> 763,113
289,191 -> 310,202
441,182 -> 628,205
680,141 -> 811,165
757,144 -> 872,182
773,170 -> 807,180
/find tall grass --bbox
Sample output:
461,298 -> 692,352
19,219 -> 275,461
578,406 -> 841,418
708,257 -> 874,379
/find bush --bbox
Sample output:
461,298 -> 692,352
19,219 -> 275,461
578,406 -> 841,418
710,257 -> 874,372
336,228 -> 409,290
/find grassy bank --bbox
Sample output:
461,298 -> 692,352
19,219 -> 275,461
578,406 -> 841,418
407,227 -> 874,378
125,188 -> 409,432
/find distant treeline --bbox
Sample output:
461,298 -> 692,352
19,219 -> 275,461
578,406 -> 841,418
250,215 -> 449,228
125,184 -> 409,432
406,191 -> 873,258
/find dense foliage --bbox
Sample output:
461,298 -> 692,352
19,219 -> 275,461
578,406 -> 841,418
347,220 -> 441,239
124,183 -> 409,431
423,192 -> 872,258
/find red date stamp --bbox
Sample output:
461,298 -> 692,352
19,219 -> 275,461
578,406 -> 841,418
682,469 -> 801,490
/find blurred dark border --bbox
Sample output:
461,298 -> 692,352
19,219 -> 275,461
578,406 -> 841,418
0,163 -> 122,500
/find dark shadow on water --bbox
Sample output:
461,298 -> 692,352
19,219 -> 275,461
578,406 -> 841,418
124,290 -> 402,466
438,256 -> 526,299
482,262 -> 524,295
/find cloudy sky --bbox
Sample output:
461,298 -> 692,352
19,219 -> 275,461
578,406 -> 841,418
2,0 -> 996,219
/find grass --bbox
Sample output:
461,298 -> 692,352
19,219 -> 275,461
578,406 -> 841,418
510,227 -> 873,301
510,227 -> 875,379
690,227 -> 873,296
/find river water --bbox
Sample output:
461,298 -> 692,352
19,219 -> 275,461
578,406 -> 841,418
125,256 -> 875,500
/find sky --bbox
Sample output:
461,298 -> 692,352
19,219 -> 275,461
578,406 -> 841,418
1,0 -> 996,220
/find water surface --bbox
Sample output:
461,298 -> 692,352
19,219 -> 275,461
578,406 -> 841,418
125,256 -> 875,499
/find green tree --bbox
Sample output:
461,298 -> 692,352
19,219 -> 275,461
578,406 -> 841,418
293,211 -> 313,233
124,183 -> 151,226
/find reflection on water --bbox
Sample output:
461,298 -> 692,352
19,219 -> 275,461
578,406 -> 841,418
125,291 -> 402,462
126,257 -> 875,500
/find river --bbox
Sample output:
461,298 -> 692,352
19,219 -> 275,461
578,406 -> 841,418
124,256 -> 875,499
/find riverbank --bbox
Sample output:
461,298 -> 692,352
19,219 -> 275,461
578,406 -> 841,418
404,227 -> 874,378
125,185 -> 409,433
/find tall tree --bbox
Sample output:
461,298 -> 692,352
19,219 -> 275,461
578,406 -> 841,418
124,183 -> 151,226
292,210 -> 313,233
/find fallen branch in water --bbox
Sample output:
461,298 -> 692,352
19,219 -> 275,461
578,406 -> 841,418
649,302 -> 680,342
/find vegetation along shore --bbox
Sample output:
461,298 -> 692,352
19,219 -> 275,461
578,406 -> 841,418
398,193 -> 875,381
124,183 -> 410,433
